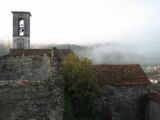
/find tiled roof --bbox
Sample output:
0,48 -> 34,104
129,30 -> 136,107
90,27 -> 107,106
93,64 -> 151,85
148,92 -> 160,103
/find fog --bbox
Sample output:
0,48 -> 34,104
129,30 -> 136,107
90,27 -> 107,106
73,42 -> 160,65
0,41 -> 160,65
0,43 -> 9,56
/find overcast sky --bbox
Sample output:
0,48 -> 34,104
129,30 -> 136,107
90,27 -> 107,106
0,0 -> 160,45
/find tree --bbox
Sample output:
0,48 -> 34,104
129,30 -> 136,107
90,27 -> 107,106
63,53 -> 98,120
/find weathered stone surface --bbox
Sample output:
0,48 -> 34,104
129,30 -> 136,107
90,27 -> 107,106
147,92 -> 160,120
48,48 -> 64,120
12,11 -> 31,49
0,80 -> 50,120
100,84 -> 151,120
0,48 -> 64,120
0,55 -> 50,80
148,100 -> 160,120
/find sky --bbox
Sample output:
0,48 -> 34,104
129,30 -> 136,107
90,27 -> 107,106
0,0 -> 160,45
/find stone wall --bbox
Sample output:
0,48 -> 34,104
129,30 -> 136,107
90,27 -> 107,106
148,100 -> 160,120
100,84 -> 151,120
0,80 -> 51,120
0,48 -> 64,120
0,55 -> 50,80
147,92 -> 160,120
48,48 -> 64,120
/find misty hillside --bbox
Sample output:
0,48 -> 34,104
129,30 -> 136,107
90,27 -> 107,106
31,42 -> 160,65
0,44 -> 9,56
72,43 -> 160,65
0,42 -> 160,65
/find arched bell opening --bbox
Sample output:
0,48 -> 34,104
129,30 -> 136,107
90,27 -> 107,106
18,18 -> 25,36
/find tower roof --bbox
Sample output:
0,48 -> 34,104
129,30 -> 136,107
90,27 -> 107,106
12,11 -> 31,16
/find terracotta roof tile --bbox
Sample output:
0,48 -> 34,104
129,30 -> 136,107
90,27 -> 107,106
93,64 -> 151,85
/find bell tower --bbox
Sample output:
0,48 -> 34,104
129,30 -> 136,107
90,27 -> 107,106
12,11 -> 31,49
